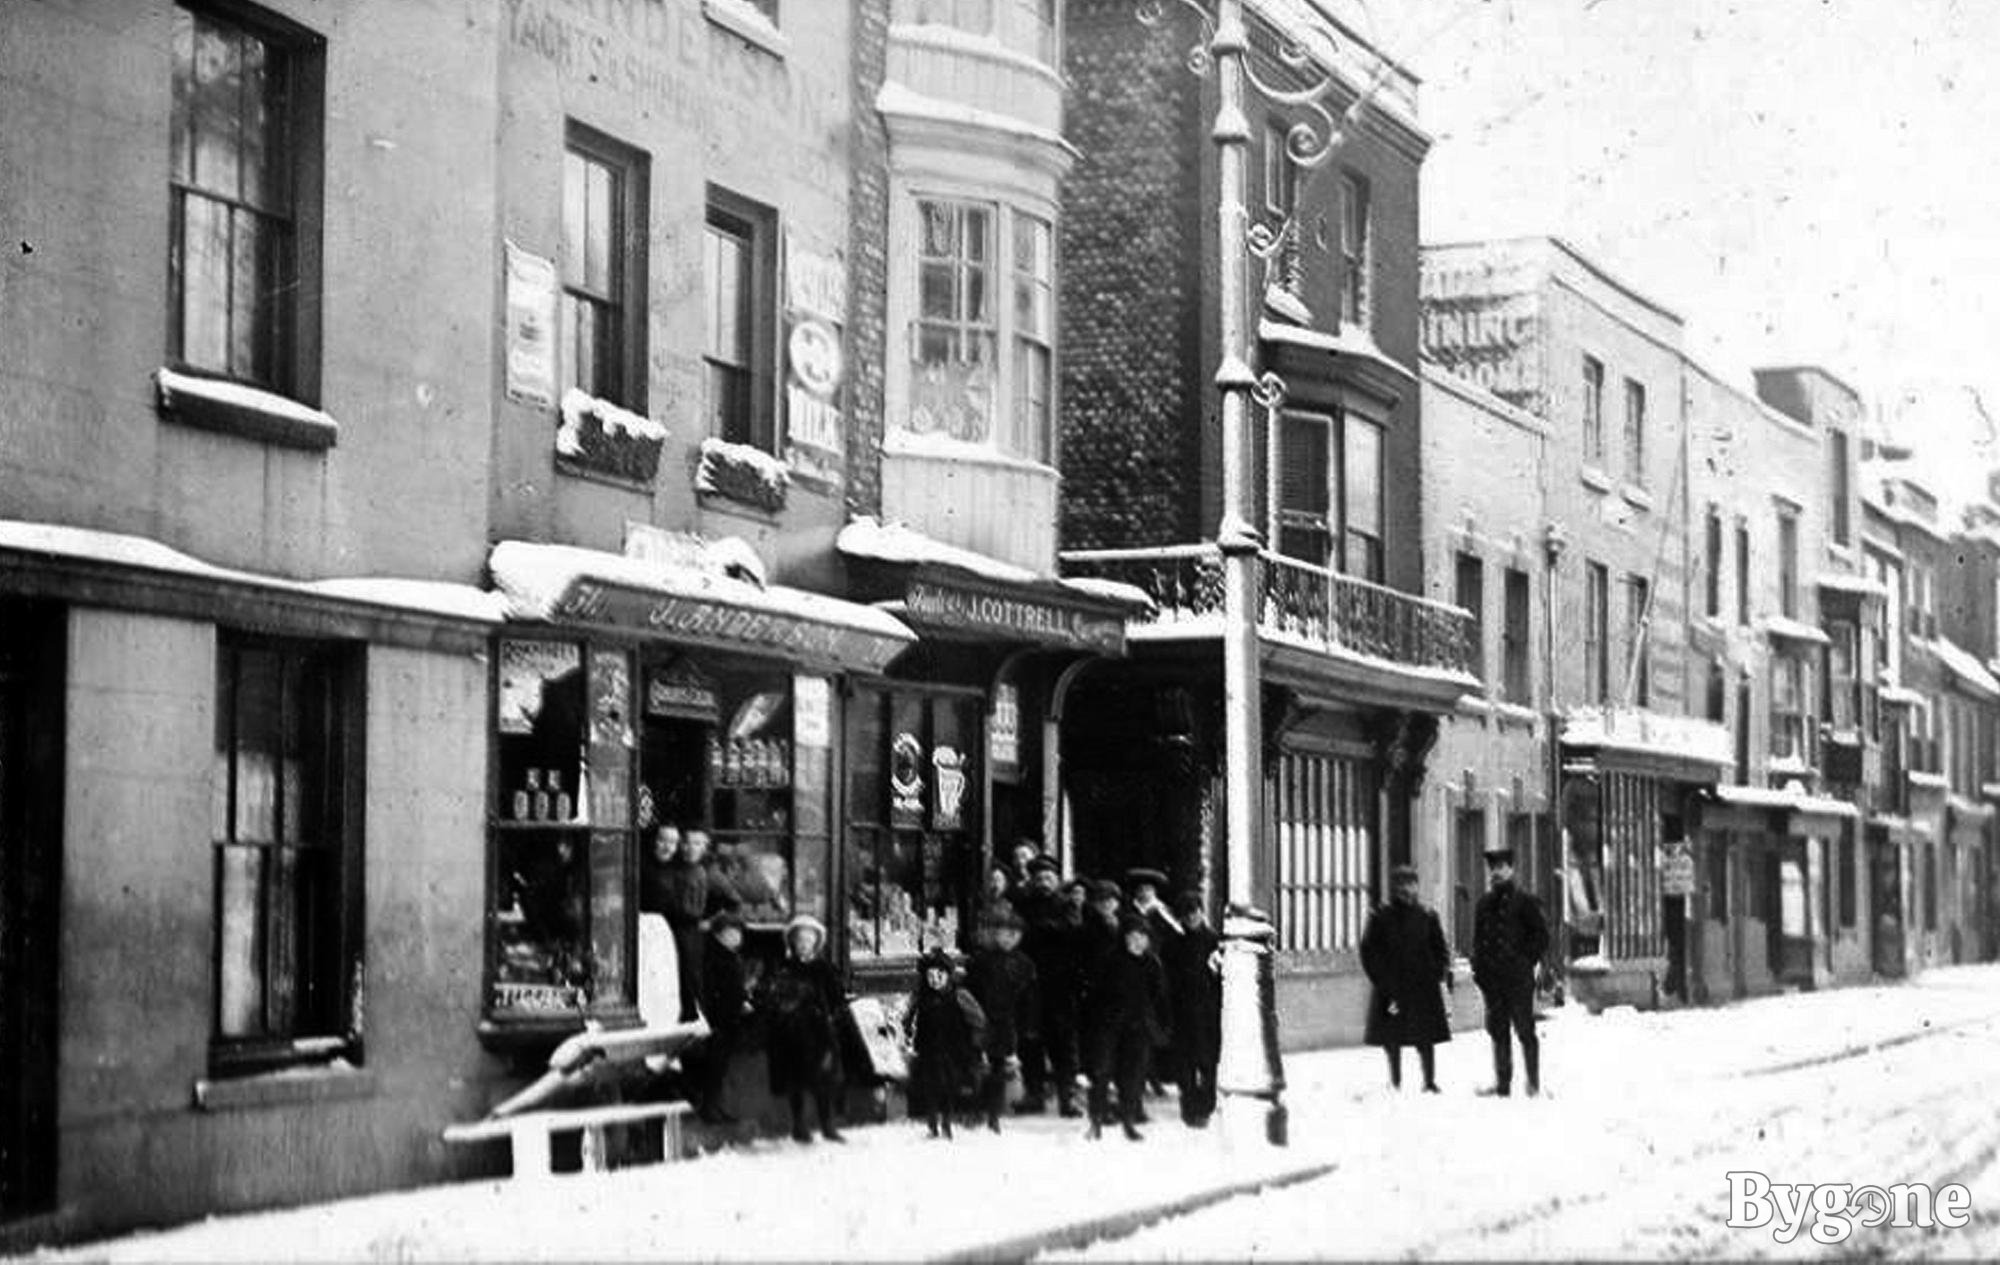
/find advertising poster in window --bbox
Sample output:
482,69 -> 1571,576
498,640 -> 582,736
785,234 -> 846,486
504,241 -> 558,409
988,681 -> 1021,783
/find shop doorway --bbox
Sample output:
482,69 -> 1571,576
0,602 -> 62,1219
1869,828 -> 1904,977
1661,895 -> 1688,1003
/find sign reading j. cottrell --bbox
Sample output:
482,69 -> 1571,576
905,580 -> 1125,654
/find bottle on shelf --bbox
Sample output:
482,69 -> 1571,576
553,769 -> 572,823
511,775 -> 531,822
530,768 -> 550,822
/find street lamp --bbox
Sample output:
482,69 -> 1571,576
1138,0 -> 1365,1149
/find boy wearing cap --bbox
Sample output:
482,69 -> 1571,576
1360,865 -> 1452,1094
1472,847 -> 1551,1097
966,907 -> 1039,1132
1164,892 -> 1222,1125
1086,914 -> 1172,1140
693,912 -> 751,1124
1018,860 -> 1083,1117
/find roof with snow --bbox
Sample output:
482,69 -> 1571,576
1761,615 -> 1830,646
1710,784 -> 1860,820
1929,636 -> 2000,700
489,540 -> 914,675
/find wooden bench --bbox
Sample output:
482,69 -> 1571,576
443,1100 -> 692,1180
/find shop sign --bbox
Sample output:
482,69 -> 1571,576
551,579 -> 908,674
1660,841 -> 1696,896
491,982 -> 582,1014
785,235 -> 846,486
504,241 -> 558,408
988,682 -> 1021,782
646,659 -> 720,722
890,732 -> 925,827
932,744 -> 968,830
905,579 -> 1126,655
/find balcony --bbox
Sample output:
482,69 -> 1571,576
1059,544 -> 1477,709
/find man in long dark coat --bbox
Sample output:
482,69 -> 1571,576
1016,859 -> 1082,1116
1471,847 -> 1551,1097
1086,914 -> 1172,1141
1360,864 -> 1453,1093
1162,891 -> 1221,1125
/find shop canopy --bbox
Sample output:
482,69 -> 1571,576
488,539 -> 915,676
837,517 -> 1152,656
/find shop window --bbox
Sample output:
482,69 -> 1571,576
1923,843 -> 1936,931
211,634 -> 361,1074
1454,553 -> 1484,684
1502,567 -> 1531,704
169,2 -> 323,401
489,639 -> 636,1022
705,188 -> 777,452
562,124 -> 648,410
845,685 -> 981,964
1581,356 -> 1605,466
1270,751 -> 1377,953
1837,823 -> 1857,929
1337,171 -> 1370,328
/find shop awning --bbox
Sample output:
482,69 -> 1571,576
1710,783 -> 1860,820
1561,704 -> 1733,782
837,517 -> 1152,656
488,539 -> 915,675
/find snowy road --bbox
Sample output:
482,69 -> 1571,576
1050,967 -> 2000,1261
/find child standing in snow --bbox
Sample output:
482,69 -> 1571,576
904,949 -> 986,1139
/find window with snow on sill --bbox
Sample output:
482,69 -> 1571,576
697,437 -> 791,513
556,389 -> 668,485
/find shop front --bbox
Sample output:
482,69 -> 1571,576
481,539 -> 915,1055
835,519 -> 1147,994
1693,785 -> 1855,1000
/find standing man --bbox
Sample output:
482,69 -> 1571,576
1016,857 -> 1081,1116
1360,864 -> 1452,1093
1471,846 -> 1550,1098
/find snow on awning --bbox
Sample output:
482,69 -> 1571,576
838,517 -> 1151,655
1711,783 -> 1860,820
488,540 -> 914,675
1561,705 -> 1733,778
1257,318 -> 1417,387
1929,636 -> 2000,700
1880,683 -> 1925,708
1761,615 -> 1830,646
0,517 -> 504,624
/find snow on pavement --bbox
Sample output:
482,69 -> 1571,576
30,967 -> 2000,1263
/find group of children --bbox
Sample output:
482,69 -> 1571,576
905,847 -> 1223,1142
677,838 -> 1223,1145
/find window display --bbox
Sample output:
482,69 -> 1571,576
489,638 -> 635,1020
846,685 -> 981,963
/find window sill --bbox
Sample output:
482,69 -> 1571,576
554,455 -> 657,495
1619,483 -> 1654,511
703,0 -> 787,57
1578,465 -> 1614,494
194,1063 -> 376,1113
155,367 -> 338,451
1492,701 -> 1540,728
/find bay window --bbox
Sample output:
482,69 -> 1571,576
1272,410 -> 1384,583
903,195 -> 1058,465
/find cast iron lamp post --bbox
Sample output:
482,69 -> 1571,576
1138,0 -> 1369,1148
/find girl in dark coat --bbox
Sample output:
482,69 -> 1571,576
764,914 -> 847,1142
1359,864 -> 1453,1092
903,949 -> 987,1139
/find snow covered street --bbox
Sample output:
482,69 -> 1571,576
1052,965 -> 2000,1261
29,966 -> 2000,1263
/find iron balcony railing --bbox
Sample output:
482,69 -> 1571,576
1060,544 -> 1476,677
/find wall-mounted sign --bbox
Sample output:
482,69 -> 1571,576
504,241 -> 558,409
785,236 -> 847,486
905,579 -> 1126,655
646,659 -> 721,721
989,682 -> 1021,783
550,580 -> 910,674
1660,842 -> 1696,897
932,744 -> 968,830
890,731 -> 925,827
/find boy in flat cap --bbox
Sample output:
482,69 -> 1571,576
1472,847 -> 1550,1097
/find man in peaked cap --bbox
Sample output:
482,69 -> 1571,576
1472,846 -> 1551,1098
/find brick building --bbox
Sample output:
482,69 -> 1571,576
1059,0 -> 1477,1049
